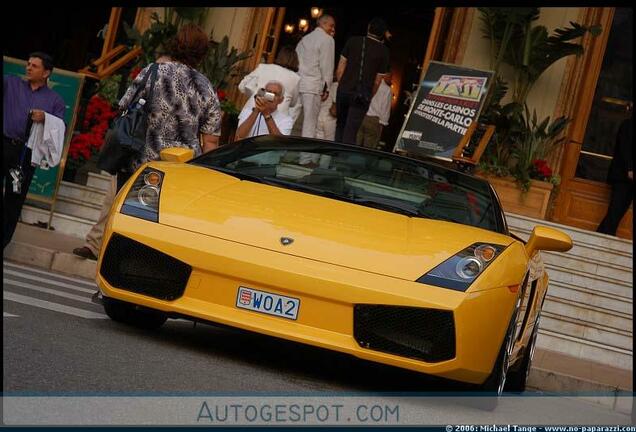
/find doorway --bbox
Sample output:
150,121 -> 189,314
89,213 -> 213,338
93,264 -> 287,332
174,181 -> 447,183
554,7 -> 633,239
276,7 -> 435,150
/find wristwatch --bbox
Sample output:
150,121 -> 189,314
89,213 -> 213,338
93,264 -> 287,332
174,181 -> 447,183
264,114 -> 273,121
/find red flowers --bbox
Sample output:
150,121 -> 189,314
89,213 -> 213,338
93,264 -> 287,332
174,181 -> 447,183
531,159 -> 553,180
130,66 -> 142,80
69,95 -> 117,163
217,89 -> 226,102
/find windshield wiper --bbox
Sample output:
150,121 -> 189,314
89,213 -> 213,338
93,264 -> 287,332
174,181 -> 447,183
267,178 -> 420,217
261,176 -> 346,200
348,197 -> 421,217
210,166 -> 265,183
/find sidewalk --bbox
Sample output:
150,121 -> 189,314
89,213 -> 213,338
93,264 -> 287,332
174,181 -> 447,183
2,222 -> 632,415
4,222 -> 97,280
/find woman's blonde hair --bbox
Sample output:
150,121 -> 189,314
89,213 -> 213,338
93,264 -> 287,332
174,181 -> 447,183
274,45 -> 299,72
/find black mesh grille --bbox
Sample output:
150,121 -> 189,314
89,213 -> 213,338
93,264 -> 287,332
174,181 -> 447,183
354,305 -> 455,363
100,234 -> 191,300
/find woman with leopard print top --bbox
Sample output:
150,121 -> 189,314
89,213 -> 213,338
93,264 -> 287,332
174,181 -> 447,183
117,24 -> 221,189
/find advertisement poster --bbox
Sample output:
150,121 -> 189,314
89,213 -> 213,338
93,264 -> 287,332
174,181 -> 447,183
394,61 -> 494,160
3,56 -> 84,203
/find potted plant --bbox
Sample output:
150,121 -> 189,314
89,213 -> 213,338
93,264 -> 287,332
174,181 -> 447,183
213,88 -> 239,144
66,93 -> 118,184
475,8 -> 601,218
479,105 -> 568,218
200,35 -> 251,145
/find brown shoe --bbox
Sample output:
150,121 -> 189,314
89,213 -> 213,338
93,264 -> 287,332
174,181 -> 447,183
73,246 -> 97,261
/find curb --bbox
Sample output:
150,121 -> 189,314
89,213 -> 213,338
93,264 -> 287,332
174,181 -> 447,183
4,241 -> 97,281
528,368 -> 632,415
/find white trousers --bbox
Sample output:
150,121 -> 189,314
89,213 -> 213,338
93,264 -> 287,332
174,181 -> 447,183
316,111 -> 337,141
300,93 -> 322,138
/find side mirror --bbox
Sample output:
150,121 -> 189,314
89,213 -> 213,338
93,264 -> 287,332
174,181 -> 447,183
525,226 -> 573,257
160,147 -> 194,163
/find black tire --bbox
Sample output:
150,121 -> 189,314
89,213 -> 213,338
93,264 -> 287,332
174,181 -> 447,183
477,298 -> 521,410
506,311 -> 541,393
103,296 -> 167,330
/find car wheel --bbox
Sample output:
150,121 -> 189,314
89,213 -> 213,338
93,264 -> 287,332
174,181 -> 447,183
478,298 -> 521,410
506,311 -> 541,393
103,296 -> 167,330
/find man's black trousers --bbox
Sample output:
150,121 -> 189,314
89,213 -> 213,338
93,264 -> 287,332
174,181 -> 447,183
3,137 -> 35,249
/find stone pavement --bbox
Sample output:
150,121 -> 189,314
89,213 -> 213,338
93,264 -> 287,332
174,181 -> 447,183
3,222 -> 632,415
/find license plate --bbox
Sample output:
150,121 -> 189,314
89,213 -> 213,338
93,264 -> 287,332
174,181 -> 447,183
236,287 -> 300,320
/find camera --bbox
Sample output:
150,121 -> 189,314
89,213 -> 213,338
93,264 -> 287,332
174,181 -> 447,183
255,88 -> 276,102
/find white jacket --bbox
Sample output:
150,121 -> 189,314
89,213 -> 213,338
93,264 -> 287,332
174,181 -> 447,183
366,80 -> 392,126
26,112 -> 66,169
296,27 -> 335,95
238,63 -> 301,117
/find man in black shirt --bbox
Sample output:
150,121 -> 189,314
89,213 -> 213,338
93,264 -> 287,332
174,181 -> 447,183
335,17 -> 390,144
597,115 -> 633,236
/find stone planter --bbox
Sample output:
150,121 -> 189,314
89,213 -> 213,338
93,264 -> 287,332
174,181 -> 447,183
477,173 -> 554,220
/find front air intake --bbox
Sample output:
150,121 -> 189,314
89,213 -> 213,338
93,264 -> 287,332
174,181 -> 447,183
100,234 -> 191,300
354,305 -> 456,363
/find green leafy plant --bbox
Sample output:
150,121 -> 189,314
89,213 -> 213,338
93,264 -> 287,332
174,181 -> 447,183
477,8 -> 601,189
200,35 -> 252,90
94,74 -> 123,107
215,89 -> 240,120
123,7 -> 207,67
478,7 -> 539,112
507,21 -> 602,105
509,105 -> 569,190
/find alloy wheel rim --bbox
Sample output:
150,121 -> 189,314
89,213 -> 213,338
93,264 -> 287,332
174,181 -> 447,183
499,299 -> 522,395
526,314 -> 541,380
498,329 -> 514,395
530,314 -> 541,362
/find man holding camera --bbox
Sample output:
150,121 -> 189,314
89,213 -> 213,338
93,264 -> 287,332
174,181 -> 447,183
236,81 -> 294,139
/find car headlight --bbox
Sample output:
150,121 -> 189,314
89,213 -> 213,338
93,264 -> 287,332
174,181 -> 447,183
417,243 -> 505,291
120,168 -> 164,222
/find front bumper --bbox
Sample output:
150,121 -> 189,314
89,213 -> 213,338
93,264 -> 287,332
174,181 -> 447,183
97,214 -> 517,385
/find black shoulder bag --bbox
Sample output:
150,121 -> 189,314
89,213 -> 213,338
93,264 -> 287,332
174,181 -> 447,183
97,63 -> 159,175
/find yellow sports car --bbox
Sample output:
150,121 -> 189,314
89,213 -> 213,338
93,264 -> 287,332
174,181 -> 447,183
96,136 -> 572,395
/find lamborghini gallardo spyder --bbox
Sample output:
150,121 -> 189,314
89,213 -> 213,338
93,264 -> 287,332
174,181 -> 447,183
96,135 -> 572,395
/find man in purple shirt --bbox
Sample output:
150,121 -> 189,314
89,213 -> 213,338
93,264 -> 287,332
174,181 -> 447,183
3,52 -> 66,249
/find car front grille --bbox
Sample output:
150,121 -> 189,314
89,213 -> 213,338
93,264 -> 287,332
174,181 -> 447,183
100,233 -> 191,300
354,305 -> 456,363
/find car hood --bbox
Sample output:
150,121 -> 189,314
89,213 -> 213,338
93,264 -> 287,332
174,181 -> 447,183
155,163 -> 514,281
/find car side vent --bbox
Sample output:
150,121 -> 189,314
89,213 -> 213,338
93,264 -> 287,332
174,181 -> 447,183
354,305 -> 456,363
100,234 -> 191,300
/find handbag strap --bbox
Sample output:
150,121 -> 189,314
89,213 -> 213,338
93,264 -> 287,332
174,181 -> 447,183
357,36 -> 366,89
128,63 -> 159,109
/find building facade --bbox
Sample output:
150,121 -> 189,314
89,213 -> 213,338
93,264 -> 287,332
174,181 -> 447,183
439,8 -> 633,240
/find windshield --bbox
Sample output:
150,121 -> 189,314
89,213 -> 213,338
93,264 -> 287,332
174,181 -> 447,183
193,137 -> 505,233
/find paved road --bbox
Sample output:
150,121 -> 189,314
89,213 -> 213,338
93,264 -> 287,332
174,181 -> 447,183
3,259 -> 460,394
3,260 -> 631,426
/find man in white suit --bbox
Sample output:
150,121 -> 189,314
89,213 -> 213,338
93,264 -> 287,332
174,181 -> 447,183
296,14 -> 335,138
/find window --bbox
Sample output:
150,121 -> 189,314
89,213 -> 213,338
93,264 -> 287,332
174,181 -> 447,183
576,8 -> 633,182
